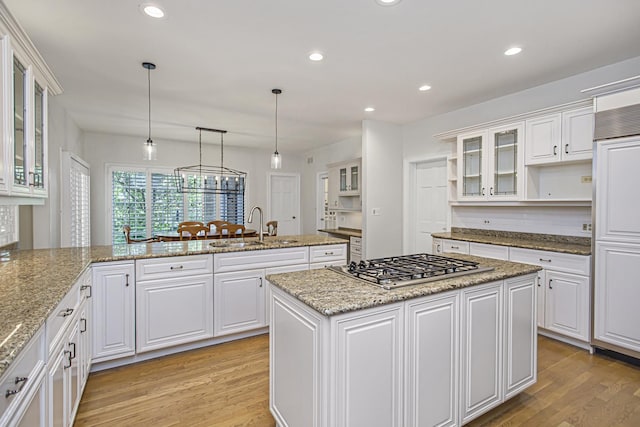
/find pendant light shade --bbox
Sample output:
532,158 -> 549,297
271,88 -> 282,169
142,62 -> 157,160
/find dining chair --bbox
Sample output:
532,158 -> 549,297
266,220 -> 278,236
178,224 -> 209,240
178,221 -> 205,228
206,220 -> 232,235
122,225 -> 160,244
218,223 -> 245,238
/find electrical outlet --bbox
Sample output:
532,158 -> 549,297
581,175 -> 592,183
582,223 -> 592,231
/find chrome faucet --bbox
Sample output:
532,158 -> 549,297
247,206 -> 264,242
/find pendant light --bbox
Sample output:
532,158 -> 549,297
142,62 -> 157,160
271,88 -> 282,169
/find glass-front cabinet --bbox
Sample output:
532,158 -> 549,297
457,123 -> 523,201
337,160 -> 360,195
13,56 -> 27,187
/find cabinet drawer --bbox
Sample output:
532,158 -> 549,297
214,247 -> 309,273
350,237 -> 362,247
509,247 -> 590,276
0,326 -> 45,420
469,242 -> 509,260
442,240 -> 470,255
136,255 -> 213,281
46,278 -> 82,354
309,244 -> 347,263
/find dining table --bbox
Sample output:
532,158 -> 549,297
155,229 -> 258,242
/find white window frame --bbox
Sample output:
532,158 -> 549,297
61,151 -> 91,247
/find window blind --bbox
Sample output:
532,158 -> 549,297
112,170 -> 147,244
69,158 -> 91,247
151,173 -> 184,234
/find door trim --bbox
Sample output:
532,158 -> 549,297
403,155 -> 450,254
316,171 -> 328,232
267,172 -> 301,235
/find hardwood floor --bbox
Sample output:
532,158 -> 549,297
75,334 -> 640,426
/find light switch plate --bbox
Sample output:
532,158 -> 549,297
372,208 -> 382,216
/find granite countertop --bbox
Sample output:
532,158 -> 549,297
267,254 -> 541,316
431,228 -> 591,256
0,234 -> 345,377
317,227 -> 362,238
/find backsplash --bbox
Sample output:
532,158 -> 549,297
452,205 -> 592,237
0,206 -> 18,248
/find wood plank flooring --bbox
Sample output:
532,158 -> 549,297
75,334 -> 640,427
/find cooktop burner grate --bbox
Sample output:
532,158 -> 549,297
329,253 -> 494,290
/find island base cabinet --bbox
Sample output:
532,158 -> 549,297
214,269 -> 266,337
333,305 -> 404,427
12,369 -> 46,427
460,281 -> 503,424
405,293 -> 459,427
136,274 -> 214,352
504,276 -> 537,399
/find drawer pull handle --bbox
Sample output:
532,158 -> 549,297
170,265 -> 184,270
5,377 -> 27,398
259,277 -> 263,288
451,246 -> 459,250
80,318 -> 87,333
489,187 -> 494,196
81,284 -> 92,298
537,276 -> 541,287
125,273 -> 130,287
539,258 -> 552,263
549,279 -> 553,289
553,145 -> 558,156
69,342 -> 77,360
325,252 -> 334,255
64,350 -> 72,369
58,308 -> 74,317
565,144 -> 569,154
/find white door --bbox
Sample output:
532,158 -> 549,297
269,173 -> 300,236
316,172 -> 329,231
412,159 -> 447,253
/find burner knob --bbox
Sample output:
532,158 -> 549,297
358,260 -> 367,269
348,261 -> 357,272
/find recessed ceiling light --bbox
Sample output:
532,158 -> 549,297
419,85 -> 432,92
504,47 -> 522,56
364,107 -> 375,112
309,52 -> 324,61
140,3 -> 165,18
376,0 -> 402,6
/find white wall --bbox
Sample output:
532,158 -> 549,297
362,120 -> 403,258
32,96 -> 84,249
402,55 -> 640,239
84,131 -> 304,245
300,136 -> 361,234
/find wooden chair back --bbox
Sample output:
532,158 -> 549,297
206,220 -> 232,234
218,223 -> 245,238
178,224 -> 209,240
178,221 -> 205,228
122,225 -> 160,244
266,220 -> 278,236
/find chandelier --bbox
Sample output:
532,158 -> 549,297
173,127 -> 247,195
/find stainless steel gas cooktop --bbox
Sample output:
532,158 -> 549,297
329,253 -> 494,290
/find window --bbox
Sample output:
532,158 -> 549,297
61,152 -> 91,247
109,166 -> 246,244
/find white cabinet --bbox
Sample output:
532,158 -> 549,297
525,107 -> 594,165
405,292 -> 459,427
214,269 -> 266,337
457,123 -> 524,201
327,158 -> 362,211
0,8 -> 61,200
309,243 -> 348,269
469,242 -> 509,260
349,236 -> 362,263
509,247 -> 591,344
442,239 -> 469,255
432,238 -> 443,254
334,304 -> 404,427
135,255 -> 214,352
460,281 -> 503,424
503,275 -> 537,399
92,262 -> 135,362
594,242 -> 640,353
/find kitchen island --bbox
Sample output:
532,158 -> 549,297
267,255 -> 541,427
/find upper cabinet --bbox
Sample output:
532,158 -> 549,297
0,4 -> 62,201
327,158 -> 362,211
525,107 -> 594,165
457,122 -> 524,202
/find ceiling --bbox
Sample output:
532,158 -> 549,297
6,0 -> 640,153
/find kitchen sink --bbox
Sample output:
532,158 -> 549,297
209,241 -> 265,248
268,239 -> 299,244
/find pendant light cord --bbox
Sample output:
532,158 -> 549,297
274,92 -> 278,154
147,66 -> 152,143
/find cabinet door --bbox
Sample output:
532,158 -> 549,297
535,270 -> 546,329
594,242 -> 640,353
544,270 -> 589,341
31,81 -> 47,195
11,54 -> 29,192
461,281 -> 503,424
214,269 -> 266,336
13,370 -> 46,427
457,131 -> 487,200
136,274 -> 214,352
525,114 -> 561,165
562,107 -> 593,162
406,294 -> 459,427
334,304 -> 404,427
67,323 -> 81,424
92,263 -> 135,362
504,275 -> 536,399
47,345 -> 68,427
488,123 -> 523,200
349,163 -> 359,191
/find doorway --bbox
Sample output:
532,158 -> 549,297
407,157 -> 448,253
268,172 -> 301,235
